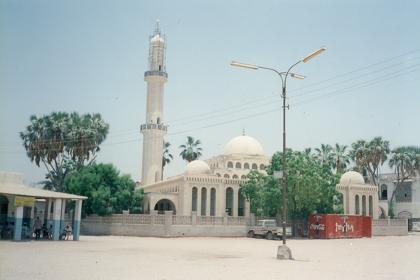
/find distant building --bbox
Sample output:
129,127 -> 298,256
378,173 -> 420,219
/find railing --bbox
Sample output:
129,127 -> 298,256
173,215 -> 192,225
144,70 -> 168,78
372,219 -> 407,226
197,216 -> 224,225
154,215 -> 165,225
126,214 -> 152,225
83,214 -> 249,227
140,123 -> 168,132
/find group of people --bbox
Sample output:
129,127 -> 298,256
33,216 -> 72,240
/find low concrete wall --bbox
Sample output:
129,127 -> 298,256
81,223 -> 247,237
81,211 -> 249,237
372,219 -> 408,236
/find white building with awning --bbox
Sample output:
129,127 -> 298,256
0,171 -> 86,241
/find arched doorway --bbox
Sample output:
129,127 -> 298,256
154,199 -> 176,214
226,187 -> 233,216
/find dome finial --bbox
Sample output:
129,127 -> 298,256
242,128 -> 246,136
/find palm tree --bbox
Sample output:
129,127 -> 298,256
368,137 -> 390,185
314,144 -> 333,166
162,141 -> 173,179
179,136 -> 203,163
331,143 -> 350,174
350,137 -> 390,186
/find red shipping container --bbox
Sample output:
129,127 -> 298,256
308,214 -> 371,239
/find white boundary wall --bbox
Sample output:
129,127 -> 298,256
372,219 -> 408,236
81,211 -> 249,237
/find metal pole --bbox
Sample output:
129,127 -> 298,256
282,83 -> 287,245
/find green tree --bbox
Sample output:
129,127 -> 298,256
388,146 -> 420,217
162,141 -> 173,179
179,136 -> 203,163
331,143 -> 350,174
241,149 -> 341,220
64,163 -> 144,217
20,112 -> 109,191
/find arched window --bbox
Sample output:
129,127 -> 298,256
157,117 -> 161,124
201,188 -> 207,216
227,161 -> 233,168
362,195 -> 367,216
192,187 -> 197,212
244,163 -> 250,169
241,175 -> 246,179
235,162 -> 241,169
259,164 -> 265,170
355,195 -> 360,215
224,174 -> 230,179
210,188 -> 216,216
232,175 -> 239,179
238,189 -> 246,216
226,187 -> 233,216
369,195 -> 373,217
381,184 -> 388,200
252,163 -> 258,170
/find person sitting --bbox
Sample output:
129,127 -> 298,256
64,224 -> 72,240
42,223 -> 48,239
33,217 -> 42,240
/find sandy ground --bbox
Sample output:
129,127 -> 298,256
1,234 -> 420,280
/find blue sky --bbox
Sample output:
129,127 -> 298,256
1,0 -> 419,184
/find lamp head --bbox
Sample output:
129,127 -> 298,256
290,73 -> 306,80
302,47 -> 326,63
230,61 -> 258,70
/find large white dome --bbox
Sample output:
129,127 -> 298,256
339,171 -> 365,185
223,135 -> 264,156
184,160 -> 211,175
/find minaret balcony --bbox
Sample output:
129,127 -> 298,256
140,123 -> 168,132
144,71 -> 168,78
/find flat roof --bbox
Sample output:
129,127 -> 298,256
0,183 -> 87,200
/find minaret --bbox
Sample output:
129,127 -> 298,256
140,21 -> 168,185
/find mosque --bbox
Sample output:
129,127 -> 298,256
139,23 -> 269,217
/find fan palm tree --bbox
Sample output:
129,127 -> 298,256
332,143 -> 350,174
179,136 -> 203,163
314,144 -> 333,166
162,141 -> 173,179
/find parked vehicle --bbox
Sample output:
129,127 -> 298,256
248,219 -> 292,240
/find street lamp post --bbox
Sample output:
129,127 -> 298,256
231,47 -> 325,260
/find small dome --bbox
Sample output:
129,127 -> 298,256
224,135 -> 264,156
185,160 -> 211,175
339,171 -> 365,185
